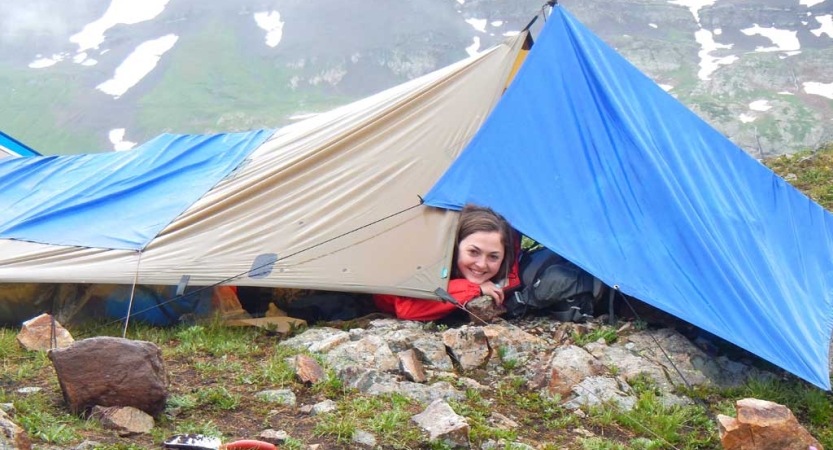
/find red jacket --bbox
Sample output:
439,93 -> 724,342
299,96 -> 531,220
373,247 -> 521,321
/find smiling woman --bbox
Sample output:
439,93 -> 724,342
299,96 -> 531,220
373,204 -> 520,321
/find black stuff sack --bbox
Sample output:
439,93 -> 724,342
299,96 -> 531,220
504,247 -> 602,322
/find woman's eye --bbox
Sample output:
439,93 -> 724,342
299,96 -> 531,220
488,254 -> 501,261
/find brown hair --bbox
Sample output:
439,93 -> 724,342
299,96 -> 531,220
451,204 -> 516,283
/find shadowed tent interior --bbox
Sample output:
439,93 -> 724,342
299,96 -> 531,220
1,6 -> 832,389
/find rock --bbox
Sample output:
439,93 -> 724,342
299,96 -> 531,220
545,345 -> 606,397
48,336 -> 168,416
89,406 -> 154,436
0,409 -> 31,450
15,387 -> 42,395
325,335 -> 399,373
398,349 -> 427,383
717,398 -> 823,450
465,295 -> 507,323
483,323 -> 547,369
16,313 -> 74,351
352,429 -> 377,447
280,328 -> 350,353
563,376 -> 637,411
481,440 -> 534,450
311,399 -> 337,415
259,429 -> 288,444
442,326 -> 490,370
0,403 -> 14,415
412,399 -> 470,449
256,389 -> 296,406
625,329 -> 761,389
584,341 -> 671,390
488,412 -> 519,430
295,354 -> 326,384
413,336 -> 454,370
364,378 -> 465,404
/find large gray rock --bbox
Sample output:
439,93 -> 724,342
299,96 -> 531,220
48,336 -> 168,416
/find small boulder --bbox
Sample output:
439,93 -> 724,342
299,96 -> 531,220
295,354 -> 326,384
398,349 -> 427,383
412,399 -> 470,449
465,295 -> 506,323
717,398 -> 823,450
259,429 -> 289,444
442,326 -> 490,370
17,313 -> 74,351
256,389 -> 297,406
90,406 -> 154,436
48,336 -> 168,416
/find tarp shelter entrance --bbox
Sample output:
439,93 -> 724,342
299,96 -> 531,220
425,6 -> 833,390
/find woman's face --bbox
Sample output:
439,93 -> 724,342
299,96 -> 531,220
456,231 -> 504,285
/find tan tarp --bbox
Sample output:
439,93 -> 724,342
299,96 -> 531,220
0,33 -> 527,300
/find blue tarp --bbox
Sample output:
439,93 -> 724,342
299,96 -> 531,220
425,7 -> 833,389
0,130 -> 272,250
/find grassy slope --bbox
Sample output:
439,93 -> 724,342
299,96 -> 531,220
136,21 -> 351,137
0,65 -> 100,155
764,142 -> 833,210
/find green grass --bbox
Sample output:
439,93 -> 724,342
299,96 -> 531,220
573,326 -> 618,346
11,392 -> 87,445
314,393 -> 423,448
0,64 -> 101,155
764,142 -> 833,210
136,21 -> 351,138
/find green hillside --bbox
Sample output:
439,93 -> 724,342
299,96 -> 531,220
764,142 -> 833,211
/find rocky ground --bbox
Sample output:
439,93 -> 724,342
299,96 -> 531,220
4,300 -> 821,450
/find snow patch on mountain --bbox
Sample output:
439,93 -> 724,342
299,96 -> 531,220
741,24 -> 801,53
466,18 -> 487,33
800,0 -> 826,7
254,11 -> 284,48
694,29 -> 738,80
804,81 -> 833,99
97,34 -> 179,99
811,15 -> 833,38
739,113 -> 756,123
29,53 -> 66,69
466,37 -> 481,56
70,0 -> 170,52
109,128 -> 137,151
749,100 -> 772,111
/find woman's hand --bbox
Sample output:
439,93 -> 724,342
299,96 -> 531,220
479,281 -> 504,305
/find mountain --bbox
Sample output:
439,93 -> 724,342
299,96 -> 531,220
1,0 -> 831,156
